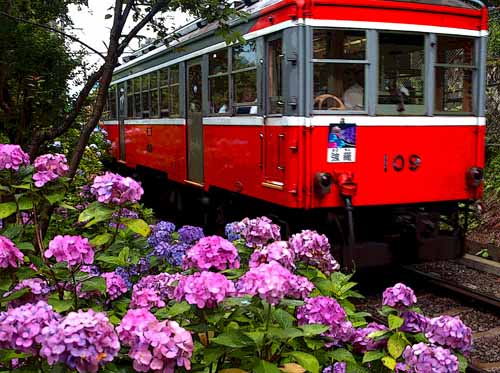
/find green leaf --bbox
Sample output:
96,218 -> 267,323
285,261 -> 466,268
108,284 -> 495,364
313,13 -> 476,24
0,288 -> 29,304
327,348 -> 356,363
11,184 -> 31,190
81,277 -> 107,294
273,308 -> 295,328
382,356 -> 397,370
287,352 -> 319,373
155,301 -> 191,319
267,327 -> 303,340
362,350 -> 384,364
211,330 -> 255,348
245,331 -> 265,346
45,193 -> 65,205
388,314 -> 404,330
48,296 -> 73,313
299,324 -> 329,336
387,333 -> 406,359
122,218 -> 150,237
17,242 -> 35,252
367,330 -> 389,339
59,202 -> 77,211
0,278 -> 12,291
118,247 -> 130,263
456,352 -> 468,373
96,255 -> 125,266
17,197 -> 33,211
78,202 -> 114,227
0,202 -> 17,219
15,267 -> 37,280
1,224 -> 23,239
0,350 -> 31,363
90,233 -> 113,246
254,360 -> 281,373
279,299 -> 304,307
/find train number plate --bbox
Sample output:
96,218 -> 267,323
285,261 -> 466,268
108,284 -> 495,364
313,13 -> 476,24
327,122 -> 356,163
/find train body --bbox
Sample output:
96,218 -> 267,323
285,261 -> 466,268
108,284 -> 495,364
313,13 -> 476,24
101,0 -> 488,267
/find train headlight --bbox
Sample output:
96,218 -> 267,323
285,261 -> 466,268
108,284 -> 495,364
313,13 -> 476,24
314,172 -> 333,196
466,167 -> 483,189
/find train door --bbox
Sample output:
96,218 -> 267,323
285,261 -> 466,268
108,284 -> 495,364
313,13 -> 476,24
186,59 -> 204,185
118,83 -> 126,162
263,35 -> 285,185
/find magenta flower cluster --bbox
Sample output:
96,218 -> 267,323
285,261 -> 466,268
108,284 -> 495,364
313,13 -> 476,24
352,322 -> 388,353
90,172 -> 144,205
401,343 -> 459,372
4,278 -> 52,307
382,283 -> 417,308
0,144 -> 30,171
0,235 -> 24,268
297,296 -> 354,346
32,153 -> 68,187
240,216 -> 281,247
102,272 -> 128,300
425,315 -> 472,353
0,301 -> 60,354
40,309 -> 120,373
249,241 -> 295,269
237,261 -> 313,305
175,271 -> 235,308
131,273 -> 182,310
183,235 -> 240,271
45,235 -> 94,267
401,311 -> 430,334
323,362 -> 347,373
288,230 -> 340,274
118,309 -> 193,372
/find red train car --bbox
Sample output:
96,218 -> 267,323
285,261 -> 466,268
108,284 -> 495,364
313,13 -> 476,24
101,0 -> 488,267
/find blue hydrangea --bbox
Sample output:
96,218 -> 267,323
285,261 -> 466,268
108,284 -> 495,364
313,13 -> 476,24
153,242 -> 190,267
225,222 -> 243,241
147,221 -> 176,247
177,225 -> 204,244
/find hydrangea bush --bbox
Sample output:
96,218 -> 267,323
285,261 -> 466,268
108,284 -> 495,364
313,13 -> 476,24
0,143 -> 473,372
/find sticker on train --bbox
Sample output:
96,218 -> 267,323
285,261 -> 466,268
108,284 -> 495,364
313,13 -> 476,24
327,122 -> 356,163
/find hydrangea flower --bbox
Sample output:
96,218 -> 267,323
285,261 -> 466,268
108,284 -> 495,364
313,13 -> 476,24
183,235 -> 240,271
102,272 -> 128,300
0,301 -> 60,354
382,283 -> 417,308
90,172 -> 144,205
131,287 -> 166,310
115,267 -> 132,289
116,308 -> 157,346
288,230 -> 339,274
3,278 -> 52,307
401,311 -> 430,334
425,315 -> 472,354
237,261 -> 313,305
32,153 -> 68,187
135,273 -> 182,300
352,322 -> 389,353
109,208 -> 139,230
0,236 -> 24,268
45,235 -> 94,267
240,216 -> 281,247
297,296 -> 353,346
178,225 -> 205,244
40,309 -> 120,373
225,221 -> 245,241
401,343 -> 459,372
152,241 -> 190,266
323,362 -> 347,373
147,221 -> 176,247
0,144 -> 30,171
175,271 -> 235,309
249,241 -> 295,269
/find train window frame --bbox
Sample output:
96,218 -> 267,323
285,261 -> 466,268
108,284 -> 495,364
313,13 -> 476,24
169,65 -> 181,117
231,40 -> 259,116
149,71 -> 159,118
133,77 -> 142,118
312,28 -> 369,115
266,34 -> 284,116
141,74 -> 150,118
207,49 -> 230,116
158,65 -> 181,118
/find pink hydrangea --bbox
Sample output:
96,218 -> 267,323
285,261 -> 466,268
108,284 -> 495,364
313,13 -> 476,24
0,235 -> 24,268
102,272 -> 128,300
401,343 -> 459,372
240,216 -> 281,247
249,241 -> 295,269
175,271 -> 235,309
237,261 -> 314,305
352,322 -> 389,353
323,362 -> 346,373
130,273 -> 183,310
425,315 -> 472,354
32,153 -> 68,187
3,278 -> 52,307
382,283 -> 417,308
116,308 -> 157,346
40,309 -> 120,373
90,172 -> 144,205
401,311 -> 430,334
0,301 -> 60,355
131,287 -> 166,310
288,230 -> 339,274
0,144 -> 30,171
183,235 -> 240,271
44,235 -> 94,267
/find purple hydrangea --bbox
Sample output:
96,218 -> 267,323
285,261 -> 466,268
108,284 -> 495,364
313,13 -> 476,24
425,315 -> 472,354
90,172 -> 144,205
183,235 -> 240,271
0,235 -> 24,268
147,221 -> 176,247
297,296 -> 353,346
40,309 -> 120,373
323,362 -> 347,373
115,267 -> 132,289
109,208 -> 139,230
382,283 -> 417,308
0,144 -> 30,171
401,311 -> 430,334
116,308 -> 157,346
240,216 -> 281,247
249,241 -> 295,269
152,241 -> 190,267
44,235 -> 94,267
175,271 -> 235,309
3,278 -> 52,307
237,261 -> 314,305
178,225 -> 205,244
131,273 -> 182,310
288,230 -> 339,274
225,221 -> 245,241
352,322 -> 389,353
32,153 -> 68,187
102,272 -> 128,300
401,343 -> 459,372
0,301 -> 60,354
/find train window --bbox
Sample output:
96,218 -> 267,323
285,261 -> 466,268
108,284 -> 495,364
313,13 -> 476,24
160,69 -> 169,117
435,36 -> 475,114
133,77 -> 141,118
232,41 -> 257,114
268,38 -> 283,115
109,86 -> 117,120
313,29 -> 367,112
127,81 -> 133,118
377,33 -> 425,115
209,50 -> 229,114
169,65 -> 180,116
142,74 -> 150,118
150,72 -> 159,118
